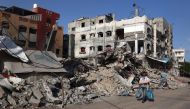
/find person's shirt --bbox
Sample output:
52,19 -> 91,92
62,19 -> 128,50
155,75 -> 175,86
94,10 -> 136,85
139,76 -> 150,85
161,72 -> 168,79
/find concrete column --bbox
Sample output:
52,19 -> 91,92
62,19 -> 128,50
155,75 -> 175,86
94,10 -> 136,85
144,31 -> 147,55
153,24 -> 157,57
135,33 -> 138,54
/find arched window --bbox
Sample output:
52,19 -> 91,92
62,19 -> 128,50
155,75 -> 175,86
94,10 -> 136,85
106,31 -> 112,37
98,32 -> 103,37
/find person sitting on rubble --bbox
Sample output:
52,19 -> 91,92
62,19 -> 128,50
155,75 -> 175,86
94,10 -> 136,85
158,69 -> 168,89
139,71 -> 151,103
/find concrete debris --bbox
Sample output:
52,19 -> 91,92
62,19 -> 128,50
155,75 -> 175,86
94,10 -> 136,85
29,96 -> 40,105
0,46 -> 187,109
0,87 -> 5,99
7,95 -> 16,106
31,86 -> 43,100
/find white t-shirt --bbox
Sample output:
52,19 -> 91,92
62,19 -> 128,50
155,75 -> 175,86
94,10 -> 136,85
139,76 -> 150,84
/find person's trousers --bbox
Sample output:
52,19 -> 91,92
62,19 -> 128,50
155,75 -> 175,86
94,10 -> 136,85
141,87 -> 147,101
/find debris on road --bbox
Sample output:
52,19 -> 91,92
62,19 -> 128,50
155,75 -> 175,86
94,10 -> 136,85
0,45 -> 188,109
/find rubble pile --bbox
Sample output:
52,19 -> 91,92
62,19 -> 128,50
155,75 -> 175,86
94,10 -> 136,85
0,76 -> 100,108
143,68 -> 187,89
0,47 -> 188,109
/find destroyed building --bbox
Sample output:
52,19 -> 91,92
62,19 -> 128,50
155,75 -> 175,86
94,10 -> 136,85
0,4 -> 64,57
68,13 -> 116,58
173,48 -> 185,64
68,12 -> 173,60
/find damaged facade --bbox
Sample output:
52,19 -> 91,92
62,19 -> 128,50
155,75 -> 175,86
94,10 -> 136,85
0,2 -> 187,109
173,48 -> 185,63
68,13 -> 116,58
68,14 -> 173,60
0,4 -> 64,57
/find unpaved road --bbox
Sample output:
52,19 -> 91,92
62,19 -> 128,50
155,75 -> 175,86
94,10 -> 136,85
65,86 -> 190,109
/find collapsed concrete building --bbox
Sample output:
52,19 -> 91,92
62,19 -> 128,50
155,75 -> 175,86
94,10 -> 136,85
68,13 -> 173,61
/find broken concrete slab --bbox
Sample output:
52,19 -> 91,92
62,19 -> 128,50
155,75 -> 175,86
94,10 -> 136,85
7,95 -> 16,106
0,86 -> 5,99
29,96 -> 40,105
31,86 -> 43,100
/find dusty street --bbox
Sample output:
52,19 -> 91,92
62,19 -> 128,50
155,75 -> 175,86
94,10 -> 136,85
65,86 -> 190,109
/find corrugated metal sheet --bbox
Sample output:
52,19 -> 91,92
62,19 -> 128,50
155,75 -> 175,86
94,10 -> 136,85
5,50 -> 67,73
0,35 -> 29,62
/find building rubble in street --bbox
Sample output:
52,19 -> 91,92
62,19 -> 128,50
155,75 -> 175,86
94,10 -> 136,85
0,43 -> 188,109
0,3 -> 189,109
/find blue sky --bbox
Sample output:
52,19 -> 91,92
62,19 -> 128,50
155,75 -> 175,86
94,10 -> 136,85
0,0 -> 190,61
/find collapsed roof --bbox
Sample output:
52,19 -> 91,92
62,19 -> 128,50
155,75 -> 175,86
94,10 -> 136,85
0,35 -> 29,62
5,50 -> 67,74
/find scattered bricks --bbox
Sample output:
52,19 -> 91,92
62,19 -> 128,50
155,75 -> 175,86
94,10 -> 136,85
0,87 -> 5,99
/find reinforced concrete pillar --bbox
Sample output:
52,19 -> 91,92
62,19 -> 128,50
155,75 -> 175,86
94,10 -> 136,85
153,24 -> 157,57
135,33 -> 138,54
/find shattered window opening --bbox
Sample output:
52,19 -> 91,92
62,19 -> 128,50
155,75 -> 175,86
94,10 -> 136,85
91,21 -> 95,26
98,32 -> 103,37
29,28 -> 37,34
81,22 -> 85,28
97,46 -> 103,51
105,45 -> 112,51
19,25 -> 27,32
90,46 -> 95,51
71,27 -> 76,31
80,47 -> 86,54
116,29 -> 124,40
106,31 -> 112,37
81,34 -> 86,41
90,33 -> 95,38
99,19 -> 104,24
46,18 -> 51,26
147,27 -> 151,34
18,25 -> 27,46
